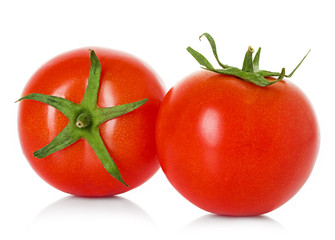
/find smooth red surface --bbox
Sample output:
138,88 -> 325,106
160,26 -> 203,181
18,48 -> 165,196
156,71 -> 319,216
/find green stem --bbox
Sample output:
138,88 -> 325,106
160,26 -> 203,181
242,46 -> 254,72
76,112 -> 92,128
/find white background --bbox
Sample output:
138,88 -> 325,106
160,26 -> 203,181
1,0 -> 334,239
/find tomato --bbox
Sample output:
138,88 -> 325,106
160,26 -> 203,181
18,48 -> 165,196
155,33 -> 319,216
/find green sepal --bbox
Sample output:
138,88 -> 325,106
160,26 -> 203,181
94,98 -> 148,126
85,128 -> 128,187
253,48 -> 261,72
188,33 -> 310,87
187,46 -> 214,70
16,93 -> 81,120
212,68 -> 275,87
17,49 -> 148,186
199,33 -> 230,69
80,49 -> 102,109
33,125 -> 81,158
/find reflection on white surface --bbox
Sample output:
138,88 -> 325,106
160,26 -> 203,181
35,196 -> 153,220
26,196 -> 156,239
182,214 -> 286,239
22,196 -> 288,240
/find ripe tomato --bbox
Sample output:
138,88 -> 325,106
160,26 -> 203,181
156,71 -> 319,215
18,48 -> 165,196
156,33 -> 319,216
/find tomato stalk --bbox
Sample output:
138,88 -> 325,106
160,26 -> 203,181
17,50 -> 148,186
187,33 -> 310,87
76,112 -> 92,128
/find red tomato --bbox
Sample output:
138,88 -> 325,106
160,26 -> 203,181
18,48 -> 165,196
156,71 -> 319,216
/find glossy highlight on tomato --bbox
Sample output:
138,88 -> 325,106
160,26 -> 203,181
18,48 -> 165,196
156,70 -> 319,216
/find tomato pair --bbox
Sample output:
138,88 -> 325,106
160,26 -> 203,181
18,33 -> 319,216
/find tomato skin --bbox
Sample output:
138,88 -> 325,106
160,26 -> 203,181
18,48 -> 165,196
156,70 -> 319,216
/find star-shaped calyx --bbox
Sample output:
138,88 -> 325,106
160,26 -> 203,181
187,33 -> 310,87
17,50 -> 148,186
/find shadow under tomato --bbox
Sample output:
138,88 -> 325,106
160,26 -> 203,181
28,196 -> 156,239
182,213 -> 286,237
35,195 -> 153,220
